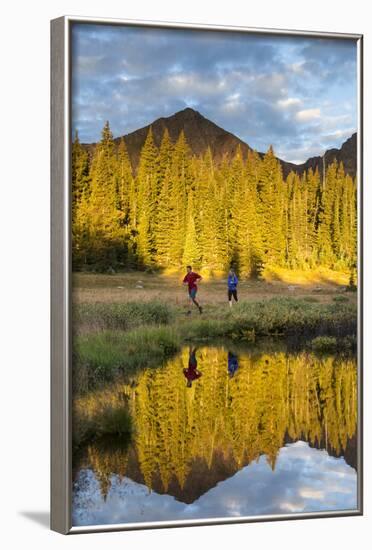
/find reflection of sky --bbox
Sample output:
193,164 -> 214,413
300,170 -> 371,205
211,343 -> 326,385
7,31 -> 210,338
72,441 -> 357,526
71,24 -> 357,162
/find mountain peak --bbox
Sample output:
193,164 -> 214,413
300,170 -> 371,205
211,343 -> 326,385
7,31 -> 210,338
175,107 -> 201,117
105,108 -> 356,178
117,107 -> 250,169
160,107 -> 204,123
292,132 -> 357,178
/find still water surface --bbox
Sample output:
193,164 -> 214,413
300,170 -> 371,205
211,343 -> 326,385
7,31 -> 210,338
72,345 -> 357,526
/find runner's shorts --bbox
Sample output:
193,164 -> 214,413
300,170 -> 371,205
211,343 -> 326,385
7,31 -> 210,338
189,288 -> 197,299
228,289 -> 238,301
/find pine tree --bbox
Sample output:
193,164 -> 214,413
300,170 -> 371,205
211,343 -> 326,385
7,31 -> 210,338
182,192 -> 201,267
156,128 -> 173,183
215,154 -> 233,267
195,149 -> 226,274
116,138 -> 135,267
71,131 -> 90,269
168,131 -> 192,268
257,146 -> 285,267
226,146 -> 245,270
71,130 -> 90,268
286,172 -> 308,268
85,121 -> 122,268
317,161 -> 338,267
71,130 -> 90,212
305,168 -> 322,268
331,163 -> 344,267
154,130 -> 174,268
116,138 -> 133,227
136,127 -> 159,267
235,151 -> 264,277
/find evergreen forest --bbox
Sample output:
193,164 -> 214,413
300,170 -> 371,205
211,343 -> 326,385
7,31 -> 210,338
72,122 -> 357,278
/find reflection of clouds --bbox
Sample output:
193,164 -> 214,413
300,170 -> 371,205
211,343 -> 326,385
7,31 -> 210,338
72,441 -> 357,527
279,501 -> 302,513
72,24 -> 357,162
299,489 -> 325,499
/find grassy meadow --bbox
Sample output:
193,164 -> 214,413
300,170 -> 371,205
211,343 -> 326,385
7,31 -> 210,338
72,269 -> 357,399
73,267 -> 353,307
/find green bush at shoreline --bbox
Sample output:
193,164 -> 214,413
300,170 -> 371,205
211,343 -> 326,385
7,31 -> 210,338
73,404 -> 133,450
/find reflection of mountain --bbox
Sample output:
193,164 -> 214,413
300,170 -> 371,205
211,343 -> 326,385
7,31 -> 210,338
74,436 -> 357,506
73,347 -> 357,503
72,441 -> 357,526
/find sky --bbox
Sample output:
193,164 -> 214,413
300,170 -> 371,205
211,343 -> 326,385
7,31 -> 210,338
71,23 -> 358,163
72,441 -> 357,526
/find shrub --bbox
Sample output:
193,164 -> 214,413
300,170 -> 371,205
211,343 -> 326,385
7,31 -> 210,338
338,335 -> 357,352
310,336 -> 337,352
97,405 -> 132,437
72,404 -> 133,449
332,295 -> 349,303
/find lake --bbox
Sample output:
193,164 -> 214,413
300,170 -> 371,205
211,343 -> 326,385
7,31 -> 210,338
72,344 -> 357,526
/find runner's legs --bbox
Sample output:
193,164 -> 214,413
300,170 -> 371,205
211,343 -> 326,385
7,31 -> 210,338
190,288 -> 202,312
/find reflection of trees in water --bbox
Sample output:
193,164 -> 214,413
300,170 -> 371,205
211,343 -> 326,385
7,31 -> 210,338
85,436 -> 131,502
73,347 -> 357,500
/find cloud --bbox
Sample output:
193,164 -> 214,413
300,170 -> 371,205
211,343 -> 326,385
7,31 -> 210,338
71,23 -> 357,162
295,108 -> 321,122
299,488 -> 325,499
277,97 -> 302,110
321,128 -> 356,142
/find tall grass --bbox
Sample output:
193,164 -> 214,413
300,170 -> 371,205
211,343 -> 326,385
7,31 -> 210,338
73,325 -> 181,394
227,297 -> 357,339
73,301 -> 175,334
178,297 -> 357,341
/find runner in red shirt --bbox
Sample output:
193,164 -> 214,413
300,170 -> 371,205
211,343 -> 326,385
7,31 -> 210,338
183,265 -> 203,315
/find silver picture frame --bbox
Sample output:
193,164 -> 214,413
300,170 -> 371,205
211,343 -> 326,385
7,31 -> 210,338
51,15 -> 363,534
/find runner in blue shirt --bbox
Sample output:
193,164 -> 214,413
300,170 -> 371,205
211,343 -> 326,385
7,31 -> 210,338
227,268 -> 238,307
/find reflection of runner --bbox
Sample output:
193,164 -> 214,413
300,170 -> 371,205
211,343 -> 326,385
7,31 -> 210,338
183,265 -> 203,315
227,351 -> 239,378
227,268 -> 238,307
183,347 -> 202,387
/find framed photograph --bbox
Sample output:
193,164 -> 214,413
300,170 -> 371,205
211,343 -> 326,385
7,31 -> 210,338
51,15 -> 363,534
